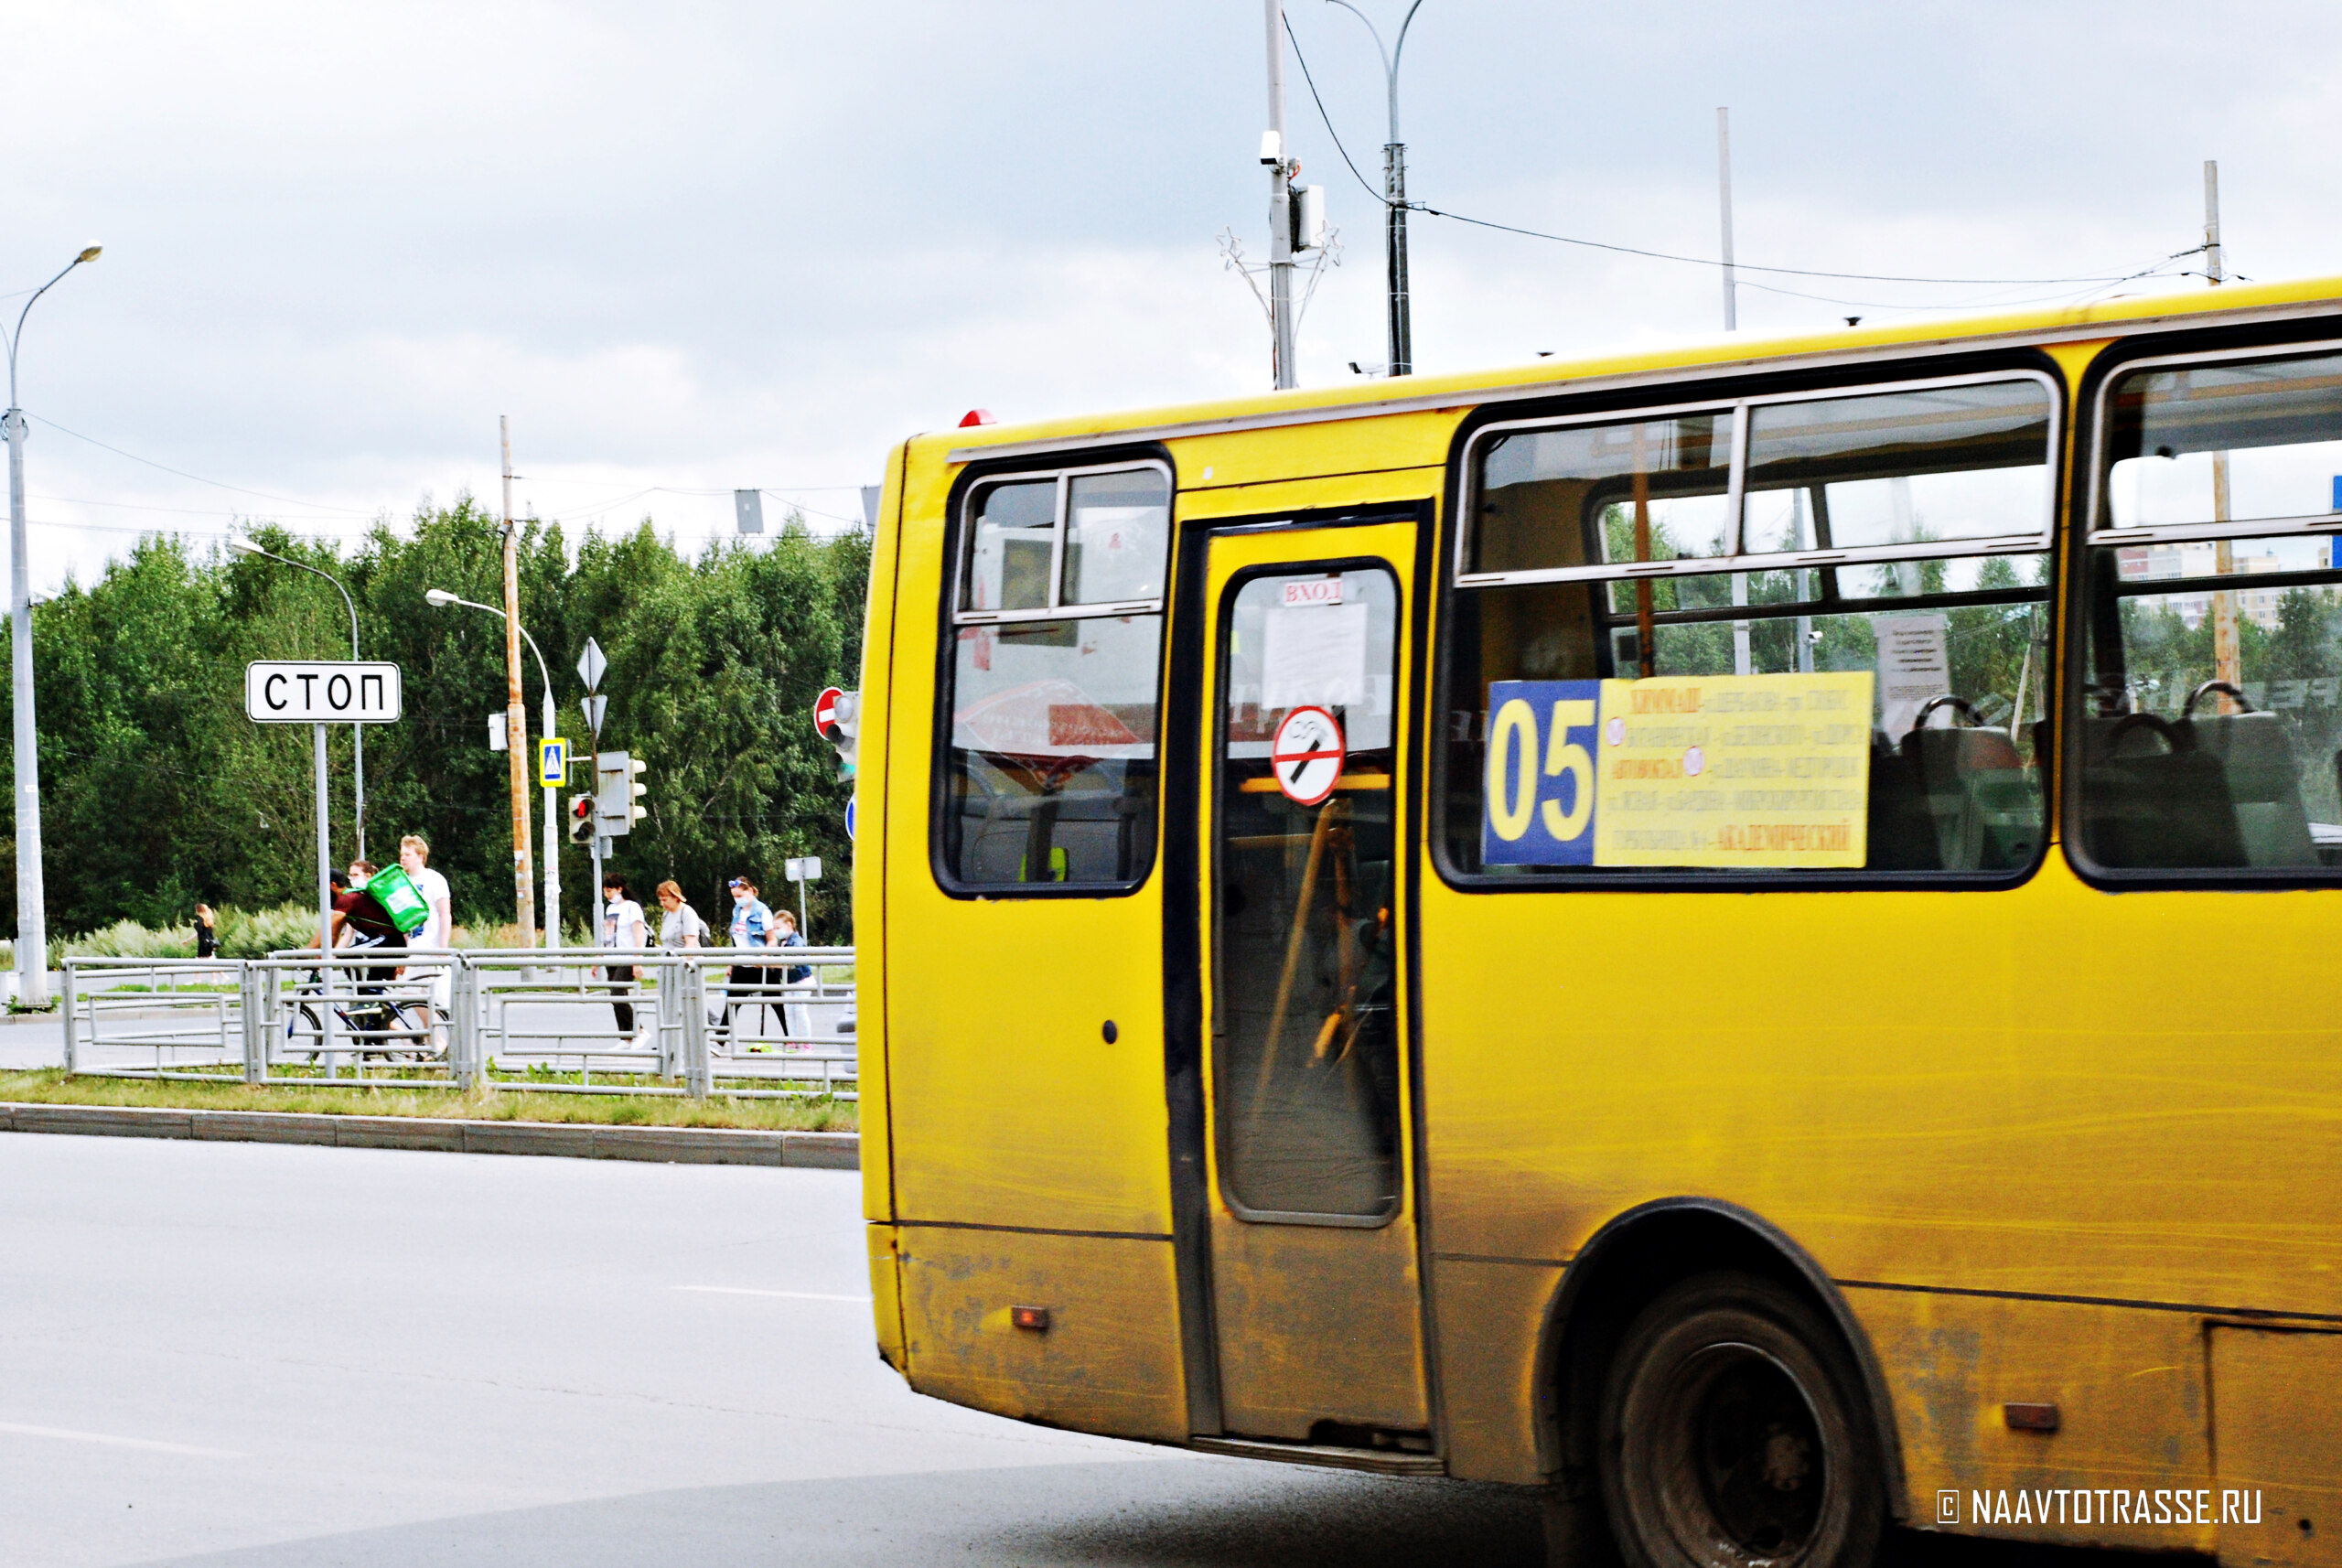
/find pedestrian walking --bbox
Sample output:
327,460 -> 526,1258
721,875 -> 776,1045
192,903 -> 219,961
398,834 -> 454,1050
655,880 -> 705,948
602,872 -> 647,1042
773,907 -> 813,1045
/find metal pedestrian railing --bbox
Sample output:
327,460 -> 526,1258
61,946 -> 856,1101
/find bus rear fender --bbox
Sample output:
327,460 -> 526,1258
1529,1197 -> 1909,1524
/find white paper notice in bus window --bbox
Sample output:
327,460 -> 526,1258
1262,602 -> 1368,712
1875,614 -> 1950,739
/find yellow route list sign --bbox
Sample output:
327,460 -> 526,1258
1591,672 -> 1875,868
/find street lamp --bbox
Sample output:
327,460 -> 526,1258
230,538 -> 367,861
1325,0 -> 1425,376
425,588 -> 563,947
5,242 -> 101,1008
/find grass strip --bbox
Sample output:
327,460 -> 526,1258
0,1069 -> 856,1133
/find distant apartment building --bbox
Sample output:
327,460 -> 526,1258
2115,539 -> 2339,631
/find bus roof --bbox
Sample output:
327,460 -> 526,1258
926,272 -> 2342,467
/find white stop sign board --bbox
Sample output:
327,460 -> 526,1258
1269,705 -> 1346,807
245,661 -> 403,724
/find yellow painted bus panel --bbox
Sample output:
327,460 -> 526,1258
1208,1219 -> 1429,1441
2211,1328 -> 2342,1568
1169,467 -> 1445,524
898,1225 -> 1187,1441
1428,1258 -> 1562,1485
1172,409 -> 1461,492
1853,1291 -> 2208,1548
886,893 -> 1172,1232
867,1221 -> 907,1372
1416,857 -> 2342,1313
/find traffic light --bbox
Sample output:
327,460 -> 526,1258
568,792 -> 596,845
595,751 -> 649,837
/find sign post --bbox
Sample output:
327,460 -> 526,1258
783,855 -> 822,940
577,639 -> 607,918
246,660 -> 402,1074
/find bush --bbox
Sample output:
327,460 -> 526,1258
63,918 -> 197,960
59,901 -> 325,961
219,903 -> 328,958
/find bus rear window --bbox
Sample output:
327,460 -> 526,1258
939,462 -> 1172,891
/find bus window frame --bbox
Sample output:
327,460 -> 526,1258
2064,327 -> 2342,891
1454,366 -> 2063,590
929,449 -> 1176,901
1430,354 -> 2068,895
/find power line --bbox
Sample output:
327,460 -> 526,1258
1279,20 -> 2177,291
27,414 -> 380,515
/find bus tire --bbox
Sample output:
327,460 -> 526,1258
1597,1272 -> 1884,1568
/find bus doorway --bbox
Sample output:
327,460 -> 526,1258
1189,522 -> 1429,1450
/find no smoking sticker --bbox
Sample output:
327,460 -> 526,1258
1270,705 -> 1346,807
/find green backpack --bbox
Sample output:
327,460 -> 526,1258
365,865 -> 434,937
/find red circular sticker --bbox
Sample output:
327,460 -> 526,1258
1269,705 -> 1347,807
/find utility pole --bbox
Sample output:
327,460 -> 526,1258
1717,107 -> 1738,331
500,416 -> 536,947
2204,160 -> 2240,705
5,244 -> 98,1009
1328,0 -> 1426,377
1265,0 -> 1297,389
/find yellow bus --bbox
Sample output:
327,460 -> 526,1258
853,278 -> 2342,1568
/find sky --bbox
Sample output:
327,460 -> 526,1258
5,0 -> 2342,594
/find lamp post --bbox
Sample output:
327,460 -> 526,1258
5,243 -> 100,1009
1326,0 -> 1425,377
425,589 -> 561,947
230,538 -> 367,861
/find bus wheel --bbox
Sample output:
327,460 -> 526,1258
1598,1273 -> 1884,1568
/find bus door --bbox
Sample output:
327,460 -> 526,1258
1192,523 -> 1428,1445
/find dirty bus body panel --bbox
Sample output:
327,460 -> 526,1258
860,280 -> 2342,1566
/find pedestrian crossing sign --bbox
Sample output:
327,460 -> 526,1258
538,738 -> 568,787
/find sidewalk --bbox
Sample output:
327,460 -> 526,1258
0,1101 -> 859,1168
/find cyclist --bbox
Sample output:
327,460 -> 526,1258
296,865 -> 408,1043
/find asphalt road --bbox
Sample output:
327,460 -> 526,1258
0,1133 -> 1550,1567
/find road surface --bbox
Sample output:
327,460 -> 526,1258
0,1132 -> 1546,1566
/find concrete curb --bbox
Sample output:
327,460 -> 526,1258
0,1101 -> 859,1169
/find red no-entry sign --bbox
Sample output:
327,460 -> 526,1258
813,686 -> 845,741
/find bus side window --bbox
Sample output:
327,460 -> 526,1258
1444,376 -> 2057,879
2077,345 -> 2342,875
939,464 -> 1174,891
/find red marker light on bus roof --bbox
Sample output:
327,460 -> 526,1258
959,409 -> 996,427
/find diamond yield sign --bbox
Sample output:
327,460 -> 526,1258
813,685 -> 844,741
1269,705 -> 1346,807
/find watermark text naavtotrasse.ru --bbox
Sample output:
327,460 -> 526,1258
1937,1488 -> 2269,1527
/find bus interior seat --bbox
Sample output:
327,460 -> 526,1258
1865,732 -> 1940,870
1865,714 -> 2047,871
2079,714 -> 2248,869
2184,711 -> 2320,867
